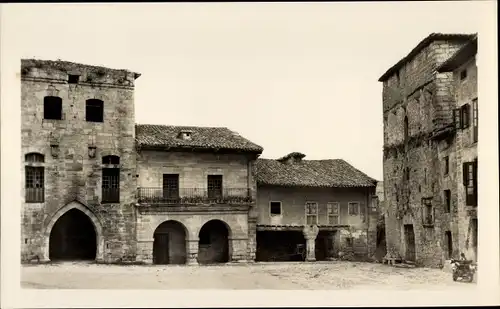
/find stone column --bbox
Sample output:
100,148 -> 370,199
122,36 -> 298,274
187,239 -> 199,265
303,225 -> 319,262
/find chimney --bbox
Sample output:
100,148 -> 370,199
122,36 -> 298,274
277,152 -> 306,164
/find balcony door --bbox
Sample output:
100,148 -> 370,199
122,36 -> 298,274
163,174 -> 179,202
207,175 -> 223,199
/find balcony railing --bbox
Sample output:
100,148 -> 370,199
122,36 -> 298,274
137,187 -> 253,205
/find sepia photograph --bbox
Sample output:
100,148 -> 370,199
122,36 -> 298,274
1,1 -> 498,308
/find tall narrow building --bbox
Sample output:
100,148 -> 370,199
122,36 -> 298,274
378,33 -> 476,267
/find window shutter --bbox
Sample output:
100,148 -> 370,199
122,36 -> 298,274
453,108 -> 461,129
462,104 -> 471,128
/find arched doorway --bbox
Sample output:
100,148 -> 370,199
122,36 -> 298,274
198,220 -> 230,264
49,208 -> 97,261
153,220 -> 187,265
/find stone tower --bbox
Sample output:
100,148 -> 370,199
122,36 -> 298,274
21,59 -> 140,263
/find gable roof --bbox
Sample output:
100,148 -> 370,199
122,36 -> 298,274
437,35 -> 478,72
135,124 -> 264,154
255,157 -> 377,188
378,33 -> 475,82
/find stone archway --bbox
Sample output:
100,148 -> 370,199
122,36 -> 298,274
198,220 -> 231,264
43,201 -> 104,262
153,220 -> 188,265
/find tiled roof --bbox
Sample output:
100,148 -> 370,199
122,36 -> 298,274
135,124 -> 264,153
255,156 -> 377,188
378,33 -> 476,82
437,35 -> 478,72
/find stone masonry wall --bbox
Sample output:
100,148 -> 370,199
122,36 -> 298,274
21,60 -> 139,263
382,39 -> 470,267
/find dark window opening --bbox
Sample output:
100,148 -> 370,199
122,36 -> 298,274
345,237 -> 353,247
25,153 -> 45,163
444,190 -> 451,213
25,166 -> 44,203
270,202 -> 282,215
86,99 -> 104,122
102,155 -> 120,165
163,174 -> 179,200
463,160 -> 478,206
460,69 -> 467,80
472,98 -> 478,143
444,156 -> 449,175
44,96 -> 63,120
424,168 -> 427,184
102,168 -> 120,203
207,175 -> 223,199
68,74 -> 80,84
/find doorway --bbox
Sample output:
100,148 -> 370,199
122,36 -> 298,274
445,231 -> 453,259
198,220 -> 230,264
49,208 -> 97,261
153,220 -> 187,264
404,224 -> 416,262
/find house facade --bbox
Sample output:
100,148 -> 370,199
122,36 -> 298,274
436,36 -> 478,262
254,152 -> 378,262
133,124 -> 262,265
379,33 -> 477,267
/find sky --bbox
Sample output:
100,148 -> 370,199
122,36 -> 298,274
1,2 -> 490,180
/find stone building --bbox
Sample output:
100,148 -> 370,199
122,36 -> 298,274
436,35 -> 478,262
254,152 -> 378,262
379,33 -> 477,267
21,59 -> 141,263
134,124 -> 262,264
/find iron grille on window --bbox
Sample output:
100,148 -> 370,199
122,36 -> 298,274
102,168 -> 120,203
305,202 -> 318,225
327,202 -> 340,225
207,175 -> 223,199
163,174 -> 179,201
25,166 -> 44,203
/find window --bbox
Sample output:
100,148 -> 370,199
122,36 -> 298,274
405,167 -> 410,181
68,74 -> 80,84
454,104 -> 471,130
327,202 -> 340,225
207,175 -> 223,199
163,174 -> 179,200
472,98 -> 478,143
424,168 -> 427,184
102,155 -> 120,203
43,96 -> 63,120
348,202 -> 360,216
305,202 -> 318,225
444,190 -> 451,213
422,198 -> 434,226
460,69 -> 467,80
404,116 -> 409,143
444,157 -> 449,175
86,99 -> 104,122
25,153 -> 45,203
270,201 -> 282,216
463,160 -> 478,206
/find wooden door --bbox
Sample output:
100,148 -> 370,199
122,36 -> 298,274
153,233 -> 170,264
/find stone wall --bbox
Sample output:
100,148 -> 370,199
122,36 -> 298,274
20,60 -> 139,263
381,39 -> 471,267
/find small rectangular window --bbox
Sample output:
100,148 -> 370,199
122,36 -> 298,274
444,156 -> 449,175
348,202 -> 360,216
422,198 -> 434,226
327,202 -> 340,225
444,190 -> 451,213
44,96 -> 63,120
270,201 -> 282,216
68,74 -> 80,84
460,69 -> 467,80
305,202 -> 318,225
86,99 -> 104,122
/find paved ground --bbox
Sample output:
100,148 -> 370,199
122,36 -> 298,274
21,261 -> 477,290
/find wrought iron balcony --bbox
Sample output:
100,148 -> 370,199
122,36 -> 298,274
137,187 -> 253,205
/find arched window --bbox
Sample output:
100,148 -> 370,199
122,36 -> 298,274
25,152 -> 45,203
102,155 -> 120,203
44,96 -> 63,120
404,116 -> 409,143
86,99 -> 104,123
